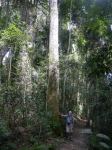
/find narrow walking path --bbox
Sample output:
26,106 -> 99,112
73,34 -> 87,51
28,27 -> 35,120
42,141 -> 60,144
58,123 -> 91,150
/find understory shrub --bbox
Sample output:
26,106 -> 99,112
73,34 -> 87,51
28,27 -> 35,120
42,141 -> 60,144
89,133 -> 112,150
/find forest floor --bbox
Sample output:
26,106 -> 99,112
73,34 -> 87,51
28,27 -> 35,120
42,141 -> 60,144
57,123 -> 91,150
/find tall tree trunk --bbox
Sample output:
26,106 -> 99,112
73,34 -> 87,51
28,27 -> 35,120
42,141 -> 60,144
18,46 -> 32,98
17,4 -> 34,125
47,0 -> 59,116
18,45 -> 32,125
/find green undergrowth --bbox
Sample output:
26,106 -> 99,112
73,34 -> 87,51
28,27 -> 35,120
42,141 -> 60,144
89,133 -> 112,150
19,142 -> 58,150
0,113 -> 63,150
1,141 -> 58,150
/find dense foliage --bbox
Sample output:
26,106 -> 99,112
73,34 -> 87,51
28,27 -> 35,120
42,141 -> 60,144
0,0 -> 112,149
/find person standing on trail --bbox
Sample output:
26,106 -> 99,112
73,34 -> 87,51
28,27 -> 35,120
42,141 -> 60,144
61,111 -> 75,140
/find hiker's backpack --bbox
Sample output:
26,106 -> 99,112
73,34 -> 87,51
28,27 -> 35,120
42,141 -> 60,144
66,116 -> 73,125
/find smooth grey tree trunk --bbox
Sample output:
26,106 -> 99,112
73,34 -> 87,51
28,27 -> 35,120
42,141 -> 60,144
47,0 -> 59,115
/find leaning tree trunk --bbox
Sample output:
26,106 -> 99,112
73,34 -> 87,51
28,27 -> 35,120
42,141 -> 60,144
47,0 -> 59,116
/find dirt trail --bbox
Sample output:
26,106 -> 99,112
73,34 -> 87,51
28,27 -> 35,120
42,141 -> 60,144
58,124 -> 91,150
